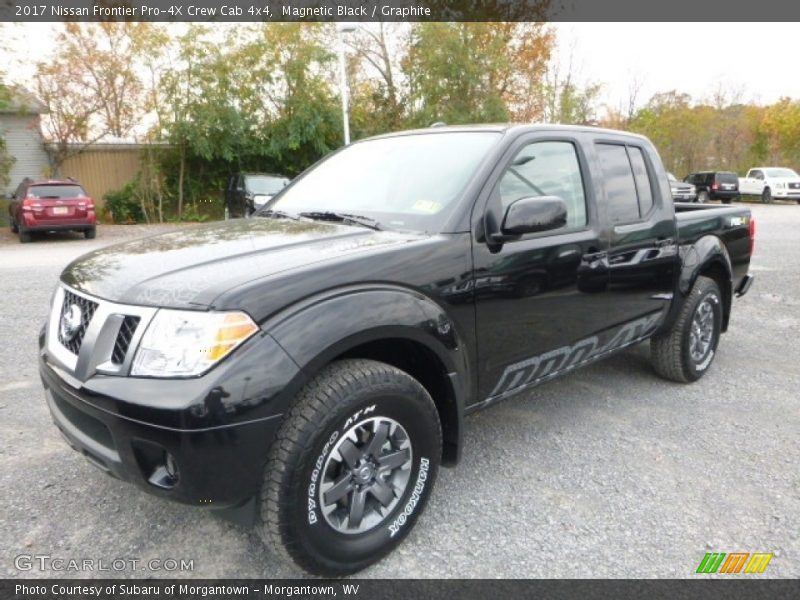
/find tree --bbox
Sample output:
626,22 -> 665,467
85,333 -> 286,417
35,23 -> 152,172
404,23 -> 554,126
344,23 -> 408,137
539,46 -> 601,125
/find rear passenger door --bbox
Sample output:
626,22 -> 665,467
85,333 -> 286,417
594,141 -> 678,325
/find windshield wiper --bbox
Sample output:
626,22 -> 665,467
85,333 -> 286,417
256,208 -> 301,221
299,211 -> 382,231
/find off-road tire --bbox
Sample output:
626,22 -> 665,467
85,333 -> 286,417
260,359 -> 442,576
650,276 -> 723,383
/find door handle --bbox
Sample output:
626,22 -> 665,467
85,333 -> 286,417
582,250 -> 609,268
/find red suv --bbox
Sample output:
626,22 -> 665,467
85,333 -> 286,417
8,178 -> 96,243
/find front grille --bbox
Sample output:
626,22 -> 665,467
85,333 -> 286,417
58,290 -> 98,355
111,316 -> 140,365
789,183 -> 800,189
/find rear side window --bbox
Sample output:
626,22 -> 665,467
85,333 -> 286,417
627,147 -> 654,216
27,185 -> 86,199
595,144 -> 640,224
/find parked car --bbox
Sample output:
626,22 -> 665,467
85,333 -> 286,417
40,125 -> 754,576
685,171 -> 740,204
224,173 -> 290,219
739,167 -> 800,203
7,178 -> 96,243
667,172 -> 697,202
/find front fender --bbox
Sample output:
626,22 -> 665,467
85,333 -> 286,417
262,284 -> 470,461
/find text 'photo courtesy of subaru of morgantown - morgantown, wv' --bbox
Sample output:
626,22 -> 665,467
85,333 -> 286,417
39,125 -> 755,575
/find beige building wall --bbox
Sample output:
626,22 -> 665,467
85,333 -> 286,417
59,147 -> 143,208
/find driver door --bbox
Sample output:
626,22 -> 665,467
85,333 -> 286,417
471,134 -> 613,403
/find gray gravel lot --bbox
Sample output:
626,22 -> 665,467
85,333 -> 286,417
0,207 -> 798,579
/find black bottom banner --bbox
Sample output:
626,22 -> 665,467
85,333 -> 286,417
4,579 -> 800,600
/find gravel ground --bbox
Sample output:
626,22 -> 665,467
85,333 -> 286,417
0,208 -> 797,579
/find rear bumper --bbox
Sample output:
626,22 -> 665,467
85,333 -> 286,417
21,216 -> 96,232
710,190 -> 739,199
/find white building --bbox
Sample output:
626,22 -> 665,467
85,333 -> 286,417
1,87 -> 49,194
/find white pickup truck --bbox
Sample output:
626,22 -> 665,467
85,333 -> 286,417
739,167 -> 800,203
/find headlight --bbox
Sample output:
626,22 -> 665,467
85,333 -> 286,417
776,182 -> 785,189
131,309 -> 258,377
670,187 -> 678,194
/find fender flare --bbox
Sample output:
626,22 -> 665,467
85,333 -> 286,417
262,284 -> 470,464
674,235 -> 734,331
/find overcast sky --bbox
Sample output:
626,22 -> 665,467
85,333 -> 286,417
4,22 -> 799,114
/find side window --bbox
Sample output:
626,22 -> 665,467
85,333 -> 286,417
627,146 -> 654,216
752,170 -> 763,180
496,140 -> 587,230
595,143 -> 640,224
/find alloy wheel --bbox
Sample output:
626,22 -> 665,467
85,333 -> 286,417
319,416 -> 413,535
689,297 -> 715,363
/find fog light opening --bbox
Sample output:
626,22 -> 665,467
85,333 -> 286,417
147,452 -> 179,489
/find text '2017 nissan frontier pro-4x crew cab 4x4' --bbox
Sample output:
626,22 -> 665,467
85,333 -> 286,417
39,125 -> 755,576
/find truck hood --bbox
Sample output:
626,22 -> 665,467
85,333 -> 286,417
61,218 -> 424,308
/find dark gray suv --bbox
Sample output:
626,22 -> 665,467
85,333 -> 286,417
224,173 -> 290,219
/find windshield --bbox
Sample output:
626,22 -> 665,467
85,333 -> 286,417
265,131 -> 501,232
764,168 -> 799,178
27,184 -> 86,199
247,175 -> 289,195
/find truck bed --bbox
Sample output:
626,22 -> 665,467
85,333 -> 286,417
674,202 -> 752,290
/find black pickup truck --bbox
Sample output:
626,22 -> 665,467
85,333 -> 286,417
39,125 -> 754,576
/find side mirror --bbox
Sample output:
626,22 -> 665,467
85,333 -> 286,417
492,196 -> 567,242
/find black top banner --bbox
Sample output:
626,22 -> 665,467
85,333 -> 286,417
3,0 -> 800,22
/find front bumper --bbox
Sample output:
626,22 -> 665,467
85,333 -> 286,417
773,190 -> 800,198
39,323 -> 302,510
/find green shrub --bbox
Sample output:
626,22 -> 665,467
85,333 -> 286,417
103,182 -> 144,223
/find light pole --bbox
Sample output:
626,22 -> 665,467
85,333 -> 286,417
336,23 -> 357,145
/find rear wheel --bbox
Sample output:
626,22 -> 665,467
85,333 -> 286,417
761,187 -> 772,203
260,359 -> 442,576
650,276 -> 722,383
18,229 -> 32,243
10,218 -> 18,233
84,227 -> 96,239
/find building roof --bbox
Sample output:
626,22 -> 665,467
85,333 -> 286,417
0,86 -> 47,115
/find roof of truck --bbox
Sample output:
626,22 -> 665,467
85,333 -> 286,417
366,123 -> 649,141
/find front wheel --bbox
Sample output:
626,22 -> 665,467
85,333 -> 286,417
260,359 -> 442,576
697,191 -> 709,203
762,187 -> 772,203
650,276 -> 722,383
